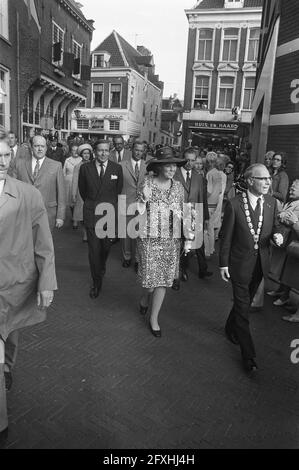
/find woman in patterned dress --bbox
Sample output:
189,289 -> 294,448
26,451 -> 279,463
136,147 -> 188,337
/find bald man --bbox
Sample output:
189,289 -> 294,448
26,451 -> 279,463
219,164 -> 282,373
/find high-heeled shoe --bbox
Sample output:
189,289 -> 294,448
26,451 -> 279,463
139,304 -> 148,315
149,323 -> 161,338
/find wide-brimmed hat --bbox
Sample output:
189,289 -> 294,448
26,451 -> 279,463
147,146 -> 186,172
78,143 -> 93,155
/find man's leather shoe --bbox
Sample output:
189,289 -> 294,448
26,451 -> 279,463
225,328 -> 239,345
4,370 -> 12,392
0,427 -> 8,445
122,260 -> 131,268
243,358 -> 258,373
181,270 -> 188,282
89,286 -> 101,299
172,279 -> 180,291
198,271 -> 213,278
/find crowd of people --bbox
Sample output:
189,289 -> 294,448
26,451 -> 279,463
1,125 -> 299,443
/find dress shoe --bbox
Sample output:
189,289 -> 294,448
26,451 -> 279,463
139,304 -> 148,315
181,270 -> 188,282
150,324 -> 161,338
267,290 -> 284,297
243,358 -> 258,373
225,328 -> 239,345
89,285 -> 101,299
0,427 -> 8,445
4,370 -> 12,392
282,314 -> 299,322
273,297 -> 290,306
122,260 -> 131,268
198,270 -> 213,279
172,279 -> 180,291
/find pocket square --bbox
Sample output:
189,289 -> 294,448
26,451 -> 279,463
111,175 -> 118,180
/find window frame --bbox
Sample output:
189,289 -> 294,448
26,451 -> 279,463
221,28 -> 240,62
0,65 -> 10,129
109,83 -> 122,109
241,75 -> 256,110
217,75 -> 236,110
0,0 -> 8,40
192,74 -> 211,110
92,83 -> 104,108
52,20 -> 65,67
72,39 -> 82,78
196,28 -> 214,62
245,28 -> 260,62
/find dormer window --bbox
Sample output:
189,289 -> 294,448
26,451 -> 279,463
93,52 -> 111,68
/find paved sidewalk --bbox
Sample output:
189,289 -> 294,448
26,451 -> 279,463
2,226 -> 299,449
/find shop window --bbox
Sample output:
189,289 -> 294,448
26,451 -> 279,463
222,28 -> 239,62
218,76 -> 234,109
93,84 -> 104,108
77,119 -> 89,130
247,29 -> 260,62
198,29 -> 213,61
110,121 -> 120,131
0,66 -> 9,129
0,0 -> 8,39
110,84 -> 121,108
243,76 -> 255,110
194,76 -> 209,109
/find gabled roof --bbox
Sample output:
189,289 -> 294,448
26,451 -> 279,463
193,0 -> 263,9
92,31 -> 163,89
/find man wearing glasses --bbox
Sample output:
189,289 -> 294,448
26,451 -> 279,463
219,164 -> 283,374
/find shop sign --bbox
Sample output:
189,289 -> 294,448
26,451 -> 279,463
104,114 -> 124,120
189,121 -> 239,131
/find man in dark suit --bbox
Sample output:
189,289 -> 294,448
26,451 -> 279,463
173,148 -> 212,290
219,163 -> 283,373
46,137 -> 65,166
79,140 -> 123,298
109,135 -> 132,164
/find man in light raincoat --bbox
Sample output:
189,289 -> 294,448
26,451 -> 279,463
0,139 -> 57,443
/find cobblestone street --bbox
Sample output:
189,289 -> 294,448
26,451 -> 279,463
2,224 -> 299,449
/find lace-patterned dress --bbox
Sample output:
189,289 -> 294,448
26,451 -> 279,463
136,176 -> 184,289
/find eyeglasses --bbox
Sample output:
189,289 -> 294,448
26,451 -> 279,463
251,177 -> 272,182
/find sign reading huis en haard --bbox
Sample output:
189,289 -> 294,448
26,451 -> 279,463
189,121 -> 239,131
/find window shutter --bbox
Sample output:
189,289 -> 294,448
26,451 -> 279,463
53,42 -> 62,62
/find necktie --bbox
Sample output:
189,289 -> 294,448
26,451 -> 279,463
117,151 -> 122,163
33,159 -> 40,181
186,170 -> 191,190
135,162 -> 139,181
99,162 -> 105,182
254,198 -> 262,230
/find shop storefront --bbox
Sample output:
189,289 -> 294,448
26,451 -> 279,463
183,120 -> 250,150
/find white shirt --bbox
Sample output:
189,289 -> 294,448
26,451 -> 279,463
96,160 -> 108,177
131,158 -> 141,172
0,180 -> 5,196
11,145 -> 18,159
32,157 -> 46,174
116,149 -> 124,161
247,190 -> 264,212
181,167 -> 192,182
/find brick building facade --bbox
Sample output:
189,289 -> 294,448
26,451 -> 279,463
0,0 -> 94,141
182,0 -> 262,149
72,31 -> 163,143
251,0 -> 299,178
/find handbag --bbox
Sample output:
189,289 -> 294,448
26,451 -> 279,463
286,240 -> 299,260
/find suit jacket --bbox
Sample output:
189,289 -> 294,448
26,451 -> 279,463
12,156 -> 66,230
109,148 -> 132,164
174,168 -> 209,220
120,159 -> 147,211
219,193 -> 278,284
78,160 -> 123,229
0,176 -> 57,340
46,146 -> 65,166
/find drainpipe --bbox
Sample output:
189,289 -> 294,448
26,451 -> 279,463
16,12 -> 21,141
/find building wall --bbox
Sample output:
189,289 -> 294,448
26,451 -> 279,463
251,0 -> 299,177
183,5 -> 262,147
